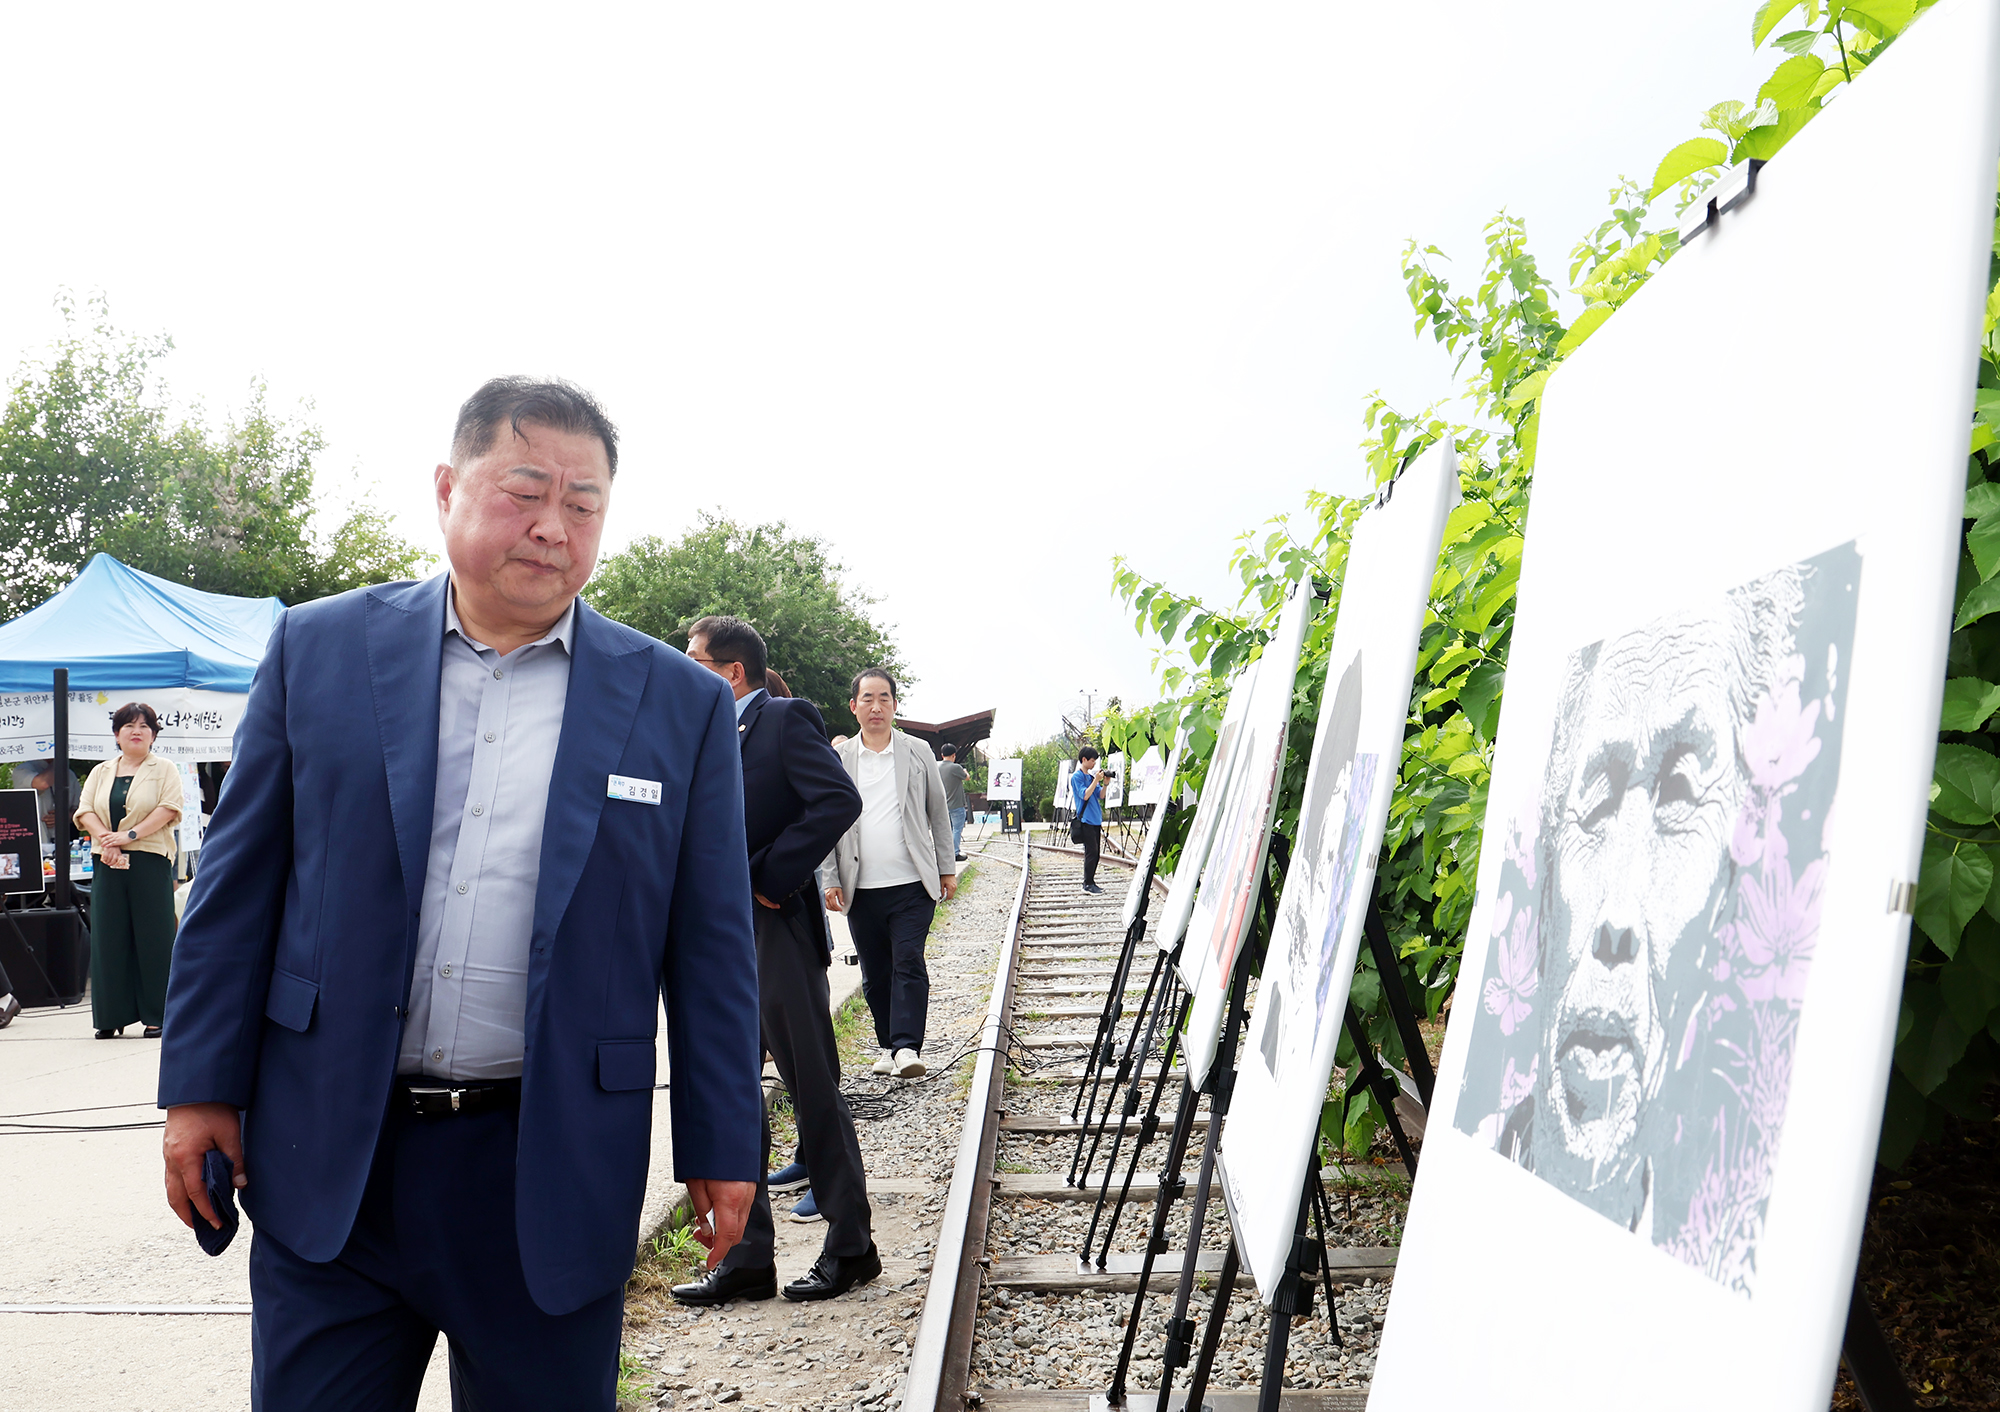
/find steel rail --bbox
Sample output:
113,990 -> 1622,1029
901,833 -> 1032,1412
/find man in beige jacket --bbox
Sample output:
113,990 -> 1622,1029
819,668 -> 956,1078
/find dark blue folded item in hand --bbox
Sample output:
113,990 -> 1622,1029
193,1147 -> 240,1257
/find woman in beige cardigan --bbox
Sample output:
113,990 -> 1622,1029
74,702 -> 184,1039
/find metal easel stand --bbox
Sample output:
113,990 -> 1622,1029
1326,885 -> 1436,1181
1179,885 -> 1427,1410
1069,943 -> 1169,1185
1361,894 -> 1435,1109
1069,916 -> 1179,1188
1842,1269 -> 1919,1412
1096,835 -> 1289,1409
1338,1004 -> 1420,1179
1174,1168 -> 1344,1412
1072,796 -> 1176,1168
1077,964 -> 1186,1260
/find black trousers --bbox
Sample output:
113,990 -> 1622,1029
845,881 -> 935,1054
1077,821 -> 1101,885
724,903 -> 872,1268
249,1094 -> 624,1411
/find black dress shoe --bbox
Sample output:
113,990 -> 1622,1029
670,1263 -> 777,1307
0,993 -> 20,1029
142,1026 -> 162,1039
94,1027 -> 121,1039
782,1242 -> 882,1301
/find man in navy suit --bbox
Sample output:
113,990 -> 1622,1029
157,378 -> 764,1410
675,615 -> 878,1304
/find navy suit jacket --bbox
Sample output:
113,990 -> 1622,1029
738,693 -> 861,957
158,575 -> 764,1316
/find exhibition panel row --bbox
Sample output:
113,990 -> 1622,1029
1114,5 -> 2000,1406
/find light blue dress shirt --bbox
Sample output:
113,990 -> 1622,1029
733,686 -> 766,722
397,589 -> 575,1080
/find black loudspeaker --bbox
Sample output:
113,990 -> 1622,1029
0,907 -> 89,1007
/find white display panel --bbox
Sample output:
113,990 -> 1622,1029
1219,442 -> 1459,1301
1176,586 -> 1315,1088
1152,659 -> 1264,956
1121,734 -> 1186,933
1373,7 -> 2000,1408
1130,746 -> 1170,807
987,759 -> 1023,802
1105,752 -> 1126,810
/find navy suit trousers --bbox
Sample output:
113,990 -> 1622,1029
249,1094 -> 624,1412
724,903 -> 872,1268
844,881 -> 935,1054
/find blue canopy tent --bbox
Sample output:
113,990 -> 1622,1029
0,556 -> 282,1003
0,554 -> 284,762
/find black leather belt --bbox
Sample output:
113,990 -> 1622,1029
396,1077 -> 522,1118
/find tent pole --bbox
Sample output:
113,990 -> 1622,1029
51,668 -> 70,912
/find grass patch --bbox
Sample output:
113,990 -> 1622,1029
768,1089 -> 798,1157
616,1350 -> 655,1408
832,990 -> 879,1071
626,1219 -> 709,1320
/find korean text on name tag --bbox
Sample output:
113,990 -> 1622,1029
607,774 -> 663,805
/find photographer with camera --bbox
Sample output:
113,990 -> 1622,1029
1070,745 -> 1109,893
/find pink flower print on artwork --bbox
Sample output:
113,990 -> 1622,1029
1741,657 -> 1822,792
1482,903 -> 1538,1035
1504,804 -> 1538,889
1733,857 -> 1824,1007
1730,795 -> 1769,869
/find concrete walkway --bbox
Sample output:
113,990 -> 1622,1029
0,912 -> 860,1411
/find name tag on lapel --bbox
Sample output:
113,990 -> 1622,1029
607,774 -> 663,805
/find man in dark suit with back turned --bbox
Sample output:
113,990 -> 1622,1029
156,378 -> 764,1410
675,615 -> 881,1303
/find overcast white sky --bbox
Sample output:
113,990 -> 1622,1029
0,4 -> 1771,753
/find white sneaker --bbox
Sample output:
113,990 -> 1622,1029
872,1051 -> 894,1076
893,1048 -> 926,1079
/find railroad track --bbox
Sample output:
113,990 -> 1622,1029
900,837 -> 1398,1412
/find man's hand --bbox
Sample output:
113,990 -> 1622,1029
824,886 -> 844,913
753,892 -> 782,910
164,1102 -> 245,1230
685,1178 -> 757,1269
942,873 -> 957,901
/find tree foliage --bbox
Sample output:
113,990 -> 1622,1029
585,513 -> 908,737
1104,0 -> 1992,1165
1016,734 -> 1077,823
0,293 -> 427,614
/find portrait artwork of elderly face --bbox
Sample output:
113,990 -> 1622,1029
1454,542 -> 1858,1294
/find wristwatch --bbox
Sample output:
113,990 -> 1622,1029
125,829 -> 137,841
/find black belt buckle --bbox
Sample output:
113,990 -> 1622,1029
401,1079 -> 520,1118
405,1085 -> 461,1117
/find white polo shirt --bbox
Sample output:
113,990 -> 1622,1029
855,739 -> 921,890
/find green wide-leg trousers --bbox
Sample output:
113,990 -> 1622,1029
89,852 -> 176,1032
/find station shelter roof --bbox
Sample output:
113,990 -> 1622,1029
895,708 -> 996,760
